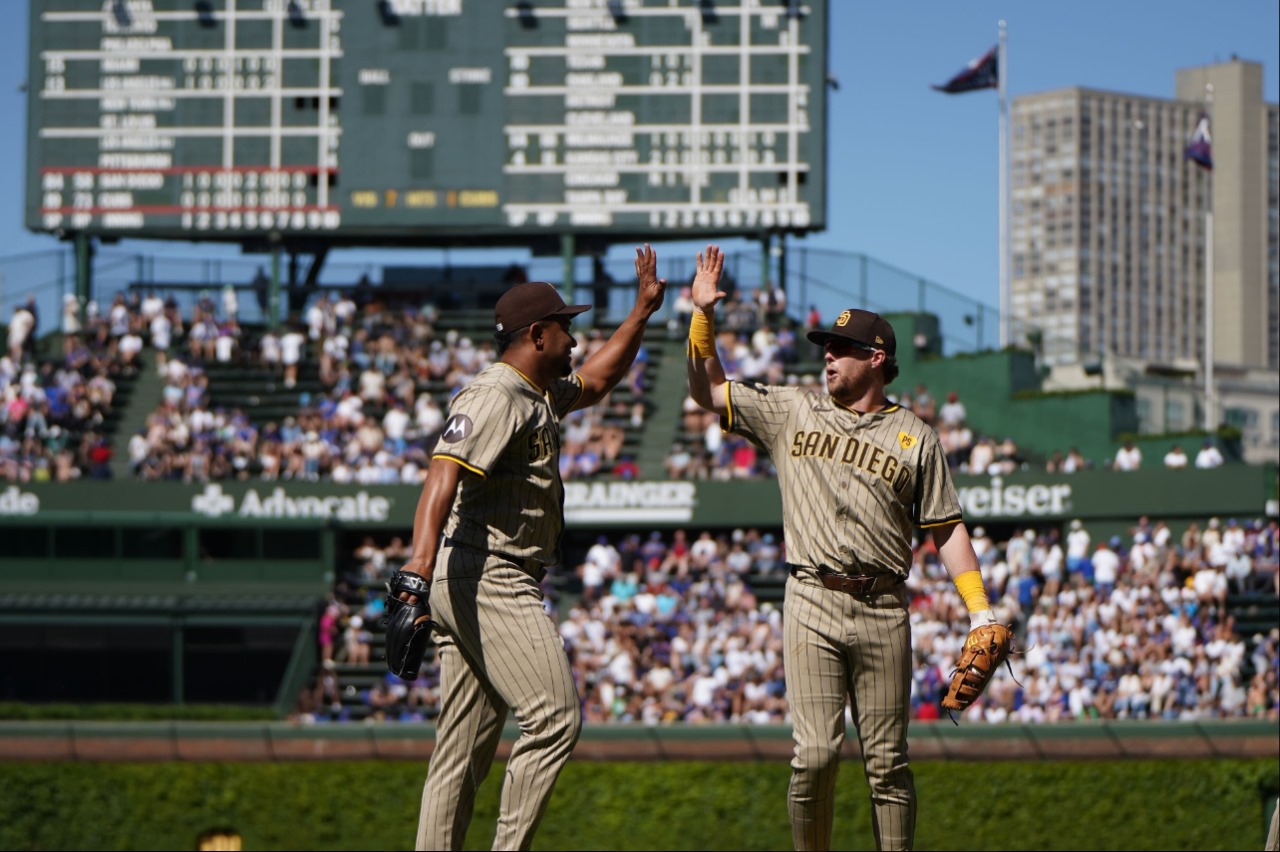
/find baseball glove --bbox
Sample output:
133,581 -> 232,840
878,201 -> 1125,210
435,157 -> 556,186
382,570 -> 435,681
940,622 -> 1016,719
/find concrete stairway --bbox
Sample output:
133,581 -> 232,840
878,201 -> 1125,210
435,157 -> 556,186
633,335 -> 688,480
108,352 -> 163,480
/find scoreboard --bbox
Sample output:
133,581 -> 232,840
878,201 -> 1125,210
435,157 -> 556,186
26,0 -> 827,246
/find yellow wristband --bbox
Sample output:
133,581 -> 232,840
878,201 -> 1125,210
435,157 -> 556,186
953,570 -> 990,613
688,307 -> 716,358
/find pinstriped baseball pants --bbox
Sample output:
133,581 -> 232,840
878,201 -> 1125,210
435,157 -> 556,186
783,572 -> 916,851
416,547 -> 582,851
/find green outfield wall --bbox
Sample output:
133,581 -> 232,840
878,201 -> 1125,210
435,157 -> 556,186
3,718 -> 1276,762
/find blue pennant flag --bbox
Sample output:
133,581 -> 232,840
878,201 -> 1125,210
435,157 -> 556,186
1185,113 -> 1213,170
932,46 -> 998,94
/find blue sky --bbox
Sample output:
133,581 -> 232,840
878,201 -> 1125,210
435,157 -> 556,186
0,1 -> 1276,326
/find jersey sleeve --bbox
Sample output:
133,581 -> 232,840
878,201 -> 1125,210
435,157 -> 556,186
914,430 -> 964,527
548,374 -> 585,419
432,383 -> 520,476
723,381 -> 795,450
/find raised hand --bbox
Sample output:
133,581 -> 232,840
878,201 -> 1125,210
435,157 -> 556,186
691,244 -> 727,313
633,243 -> 668,316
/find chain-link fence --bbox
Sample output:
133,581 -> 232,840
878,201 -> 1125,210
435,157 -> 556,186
555,244 -> 1004,355
0,245 -> 382,331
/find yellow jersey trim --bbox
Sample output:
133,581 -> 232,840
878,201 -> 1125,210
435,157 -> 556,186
498,361 -> 540,390
498,362 -> 583,412
431,453 -> 486,477
724,381 -> 737,432
566,372 -> 585,411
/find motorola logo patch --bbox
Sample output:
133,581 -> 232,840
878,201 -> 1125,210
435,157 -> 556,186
440,414 -> 474,443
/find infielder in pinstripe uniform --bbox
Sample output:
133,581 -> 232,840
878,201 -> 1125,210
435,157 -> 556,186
686,246 -> 994,852
395,249 -> 666,851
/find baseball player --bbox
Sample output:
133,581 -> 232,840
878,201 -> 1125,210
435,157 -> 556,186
393,248 -> 666,851
685,246 -> 993,851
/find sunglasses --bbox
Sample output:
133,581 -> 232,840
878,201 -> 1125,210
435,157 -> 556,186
824,338 -> 879,356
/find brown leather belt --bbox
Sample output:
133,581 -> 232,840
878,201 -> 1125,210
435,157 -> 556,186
789,564 -> 904,597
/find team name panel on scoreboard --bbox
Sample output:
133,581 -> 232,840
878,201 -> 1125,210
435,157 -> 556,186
26,0 -> 827,245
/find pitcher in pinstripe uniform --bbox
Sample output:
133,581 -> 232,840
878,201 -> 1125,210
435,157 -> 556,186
395,248 -> 666,851
686,246 -> 994,852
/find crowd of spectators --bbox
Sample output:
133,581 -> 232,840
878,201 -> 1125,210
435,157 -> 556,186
1111,438 -> 1226,472
666,286 -> 805,481
117,286 -> 654,483
1043,435 -> 1229,475
2,294 -> 136,482
128,288 -> 445,484
295,512 -> 1280,726
14,284 -> 1236,488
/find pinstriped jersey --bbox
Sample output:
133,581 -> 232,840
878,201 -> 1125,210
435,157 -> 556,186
725,381 -> 962,577
432,362 -> 583,566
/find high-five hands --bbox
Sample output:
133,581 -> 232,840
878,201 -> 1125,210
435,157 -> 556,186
692,244 -> 727,314
633,243 -> 668,316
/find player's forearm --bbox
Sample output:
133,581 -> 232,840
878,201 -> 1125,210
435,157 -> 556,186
577,309 -> 650,400
687,350 -> 729,414
933,522 -> 994,626
686,305 -> 728,412
933,521 -> 980,579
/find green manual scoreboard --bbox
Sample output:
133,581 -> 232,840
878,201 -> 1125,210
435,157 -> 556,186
26,0 -> 828,246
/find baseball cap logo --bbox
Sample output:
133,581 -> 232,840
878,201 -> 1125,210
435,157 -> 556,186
441,414 -> 474,443
875,335 -> 884,344
836,310 -> 851,327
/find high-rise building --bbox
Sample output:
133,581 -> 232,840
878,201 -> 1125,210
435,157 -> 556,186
1010,59 -> 1278,458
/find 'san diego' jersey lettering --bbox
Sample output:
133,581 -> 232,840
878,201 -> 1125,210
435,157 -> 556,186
725,382 -> 962,575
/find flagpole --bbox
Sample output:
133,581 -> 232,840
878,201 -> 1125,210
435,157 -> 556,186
1205,209 -> 1215,431
997,20 -> 1009,348
1202,83 -> 1215,433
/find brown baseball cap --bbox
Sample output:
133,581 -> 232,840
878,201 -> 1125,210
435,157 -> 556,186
494,281 -> 590,334
806,308 -> 896,356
